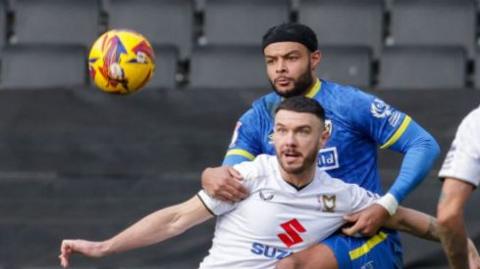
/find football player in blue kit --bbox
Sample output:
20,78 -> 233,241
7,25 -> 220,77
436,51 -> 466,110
201,23 -> 440,269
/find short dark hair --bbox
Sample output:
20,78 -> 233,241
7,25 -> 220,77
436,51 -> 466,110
275,96 -> 325,122
262,23 -> 318,52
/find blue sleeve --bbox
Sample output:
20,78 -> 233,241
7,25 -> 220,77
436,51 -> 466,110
347,89 -> 440,202
385,120 -> 440,202
222,108 -> 263,166
347,90 -> 410,147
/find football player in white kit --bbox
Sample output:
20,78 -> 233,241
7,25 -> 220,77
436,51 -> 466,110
59,97 -> 475,269
438,106 -> 480,269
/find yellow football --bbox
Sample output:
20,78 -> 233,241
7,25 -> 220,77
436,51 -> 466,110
88,29 -> 155,94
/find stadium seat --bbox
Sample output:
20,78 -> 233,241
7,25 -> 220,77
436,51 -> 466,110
390,0 -> 476,58
474,53 -> 480,90
0,0 -> 6,49
12,0 -> 100,46
146,44 -> 179,90
317,46 -> 372,89
378,46 -> 466,90
0,45 -> 87,89
203,0 -> 290,46
189,45 -> 269,89
107,0 -> 194,58
298,0 -> 385,58
22,267 -> 95,269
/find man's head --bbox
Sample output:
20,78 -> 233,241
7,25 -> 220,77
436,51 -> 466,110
273,96 -> 329,175
262,23 -> 321,98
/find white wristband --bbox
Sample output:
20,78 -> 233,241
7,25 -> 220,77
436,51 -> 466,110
375,193 -> 399,216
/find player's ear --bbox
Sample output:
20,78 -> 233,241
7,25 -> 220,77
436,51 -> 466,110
310,50 -> 322,71
318,128 -> 330,149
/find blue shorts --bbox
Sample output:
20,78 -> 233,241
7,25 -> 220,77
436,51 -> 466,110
321,229 -> 403,269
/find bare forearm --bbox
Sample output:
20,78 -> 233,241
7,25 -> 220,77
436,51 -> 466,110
386,208 -> 470,268
385,207 -> 440,241
438,218 -> 468,269
437,178 -> 474,269
102,196 -> 212,255
104,206 -> 184,254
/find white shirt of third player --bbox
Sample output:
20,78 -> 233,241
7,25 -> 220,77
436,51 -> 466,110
439,106 -> 480,187
197,154 -> 379,269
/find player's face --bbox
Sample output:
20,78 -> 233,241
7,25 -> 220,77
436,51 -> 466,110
273,110 -> 328,175
264,42 -> 321,98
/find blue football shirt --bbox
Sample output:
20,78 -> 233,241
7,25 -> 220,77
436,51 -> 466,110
224,79 -> 412,195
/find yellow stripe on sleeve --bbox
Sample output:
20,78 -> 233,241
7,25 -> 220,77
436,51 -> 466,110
225,149 -> 255,161
380,115 -> 412,149
349,231 -> 389,260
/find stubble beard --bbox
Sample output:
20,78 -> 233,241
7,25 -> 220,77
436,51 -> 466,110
271,63 -> 314,98
278,145 -> 319,176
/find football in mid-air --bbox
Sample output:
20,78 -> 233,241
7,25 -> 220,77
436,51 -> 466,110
88,29 -> 155,95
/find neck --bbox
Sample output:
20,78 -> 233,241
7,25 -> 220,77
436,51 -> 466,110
280,164 -> 316,188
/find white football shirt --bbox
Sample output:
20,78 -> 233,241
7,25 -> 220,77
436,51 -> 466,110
197,154 -> 378,269
439,106 -> 480,187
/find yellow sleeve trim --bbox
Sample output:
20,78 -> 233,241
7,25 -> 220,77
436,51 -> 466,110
349,231 -> 388,260
380,115 -> 412,149
225,149 -> 255,161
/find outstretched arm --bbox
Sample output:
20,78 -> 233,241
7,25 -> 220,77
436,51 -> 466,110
383,206 -> 480,269
59,196 -> 213,268
383,206 -> 439,241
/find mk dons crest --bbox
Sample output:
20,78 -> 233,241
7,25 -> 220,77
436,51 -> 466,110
320,194 -> 336,212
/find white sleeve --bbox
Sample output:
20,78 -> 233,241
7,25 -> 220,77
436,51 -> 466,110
232,154 -> 268,180
348,183 -> 380,213
439,108 -> 480,187
197,190 -> 237,216
197,155 -> 268,216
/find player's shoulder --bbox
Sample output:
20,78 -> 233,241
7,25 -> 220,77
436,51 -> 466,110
457,105 -> 480,138
319,80 -> 374,112
463,105 -> 480,127
318,80 -> 384,128
321,80 -> 372,100
233,154 -> 275,181
251,92 -> 281,113
238,92 -> 277,121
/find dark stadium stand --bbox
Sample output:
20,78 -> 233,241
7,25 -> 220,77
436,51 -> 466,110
189,45 -> 269,89
107,0 -> 194,58
0,45 -> 87,89
12,0 -> 100,46
0,0 -> 479,268
378,46 -> 467,90
0,0 -> 6,49
145,44 -> 179,90
203,0 -> 290,46
389,0 -> 476,58
316,46 -> 372,88
298,0 -> 385,58
476,53 -> 480,89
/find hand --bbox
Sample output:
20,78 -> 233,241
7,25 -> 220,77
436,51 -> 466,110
468,238 -> 480,269
342,204 -> 390,237
201,166 -> 248,202
59,239 -> 107,268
